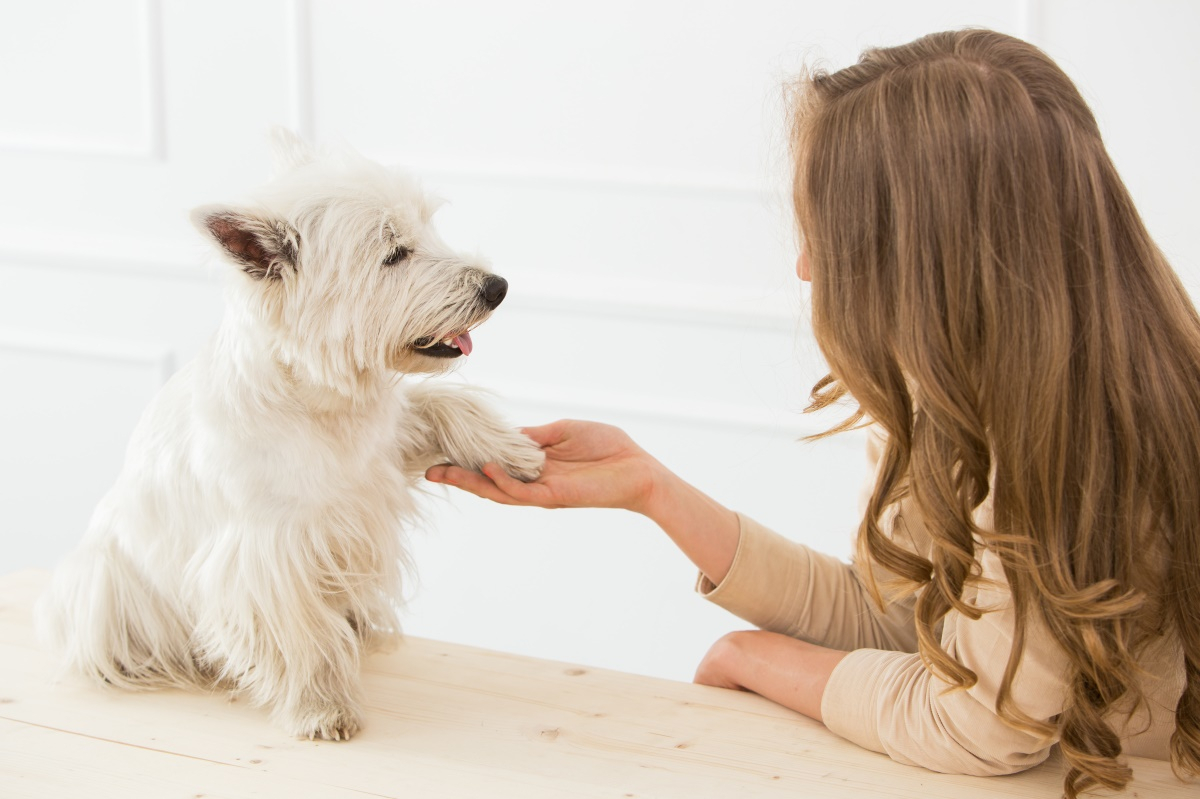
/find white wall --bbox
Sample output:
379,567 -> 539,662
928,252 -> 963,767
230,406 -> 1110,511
1,1 -> 1197,681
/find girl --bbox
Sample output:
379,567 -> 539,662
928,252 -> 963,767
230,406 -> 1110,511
427,29 -> 1197,798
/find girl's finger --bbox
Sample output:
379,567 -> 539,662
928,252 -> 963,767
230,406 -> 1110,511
481,462 -> 552,505
518,419 -> 575,447
432,465 -> 523,505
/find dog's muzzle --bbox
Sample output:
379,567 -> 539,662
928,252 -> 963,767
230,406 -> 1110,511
412,275 -> 508,358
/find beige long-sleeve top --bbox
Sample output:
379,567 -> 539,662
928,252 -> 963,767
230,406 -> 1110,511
697,435 -> 1184,775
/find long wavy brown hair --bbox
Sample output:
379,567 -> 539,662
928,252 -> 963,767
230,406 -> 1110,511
792,29 -> 1199,797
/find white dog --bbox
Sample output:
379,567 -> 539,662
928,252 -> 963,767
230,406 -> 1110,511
35,129 -> 544,741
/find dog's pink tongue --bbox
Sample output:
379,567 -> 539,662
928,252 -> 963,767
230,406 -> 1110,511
454,332 -> 473,356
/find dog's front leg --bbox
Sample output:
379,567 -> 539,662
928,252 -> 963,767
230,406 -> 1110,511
193,577 -> 365,741
401,382 -> 544,481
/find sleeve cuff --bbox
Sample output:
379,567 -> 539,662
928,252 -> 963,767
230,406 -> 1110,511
694,513 -> 791,610
693,511 -> 748,598
694,513 -> 837,639
820,648 -> 902,754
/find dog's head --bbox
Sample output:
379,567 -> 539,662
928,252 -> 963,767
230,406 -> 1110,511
191,128 -> 506,387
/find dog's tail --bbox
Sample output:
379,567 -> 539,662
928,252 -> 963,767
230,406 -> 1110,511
35,537 -> 209,691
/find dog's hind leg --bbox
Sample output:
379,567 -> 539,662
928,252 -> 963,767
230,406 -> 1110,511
35,536 -> 204,690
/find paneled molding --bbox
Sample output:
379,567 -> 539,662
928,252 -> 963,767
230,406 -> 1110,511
286,0 -> 315,141
0,244 -> 795,332
0,242 -> 213,282
379,157 -> 778,203
507,273 -> 797,333
473,378 -> 854,442
1016,0 -> 1043,44
0,0 -> 166,159
0,330 -> 175,387
292,4 -> 774,202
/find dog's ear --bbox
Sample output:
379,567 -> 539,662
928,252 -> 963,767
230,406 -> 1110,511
268,126 -> 317,174
190,205 -> 299,281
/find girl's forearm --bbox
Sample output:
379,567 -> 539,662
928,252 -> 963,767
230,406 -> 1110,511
694,630 -> 849,722
637,464 -> 741,585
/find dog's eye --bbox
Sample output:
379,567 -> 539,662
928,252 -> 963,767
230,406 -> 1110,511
382,246 -> 411,267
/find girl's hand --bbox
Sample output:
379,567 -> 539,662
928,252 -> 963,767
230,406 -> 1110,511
428,418 -> 742,584
425,419 -> 665,514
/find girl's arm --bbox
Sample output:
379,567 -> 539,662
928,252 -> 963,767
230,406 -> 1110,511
430,419 -> 1068,775
693,630 -> 849,721
429,419 -> 876,727
425,419 -> 741,584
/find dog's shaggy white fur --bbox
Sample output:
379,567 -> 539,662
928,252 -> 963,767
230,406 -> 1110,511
35,129 -> 544,741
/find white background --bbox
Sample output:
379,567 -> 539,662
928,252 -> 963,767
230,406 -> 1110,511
1,0 -> 1197,682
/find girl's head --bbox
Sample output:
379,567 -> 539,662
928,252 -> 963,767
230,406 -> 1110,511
792,29 -> 1199,796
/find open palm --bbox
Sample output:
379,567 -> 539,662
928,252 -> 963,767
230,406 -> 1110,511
425,419 -> 661,513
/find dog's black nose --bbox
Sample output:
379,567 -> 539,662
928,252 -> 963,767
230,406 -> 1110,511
481,275 -> 508,309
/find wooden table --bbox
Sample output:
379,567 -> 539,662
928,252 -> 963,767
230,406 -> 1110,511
0,571 -> 1190,798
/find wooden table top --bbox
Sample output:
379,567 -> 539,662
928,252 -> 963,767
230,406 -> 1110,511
0,570 -> 1191,798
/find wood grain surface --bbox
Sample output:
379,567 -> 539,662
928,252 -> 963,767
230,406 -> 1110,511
0,570 -> 1190,798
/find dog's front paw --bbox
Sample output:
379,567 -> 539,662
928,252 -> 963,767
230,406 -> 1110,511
493,431 -> 545,482
286,702 -> 363,742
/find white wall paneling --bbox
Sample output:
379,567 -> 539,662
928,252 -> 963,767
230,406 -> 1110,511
0,331 -> 175,386
0,261 -> 223,360
0,0 -> 1195,681
1014,0 -> 1042,43
286,0 -> 316,141
0,0 -> 165,158
0,332 -> 173,570
0,242 -> 209,283
1036,0 -> 1200,291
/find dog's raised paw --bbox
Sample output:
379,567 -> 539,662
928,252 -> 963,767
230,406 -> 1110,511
496,433 -> 546,482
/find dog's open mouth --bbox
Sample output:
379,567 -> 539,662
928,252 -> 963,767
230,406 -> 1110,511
412,331 -> 473,358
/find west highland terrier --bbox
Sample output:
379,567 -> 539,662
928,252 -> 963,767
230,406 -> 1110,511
35,129 -> 544,740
